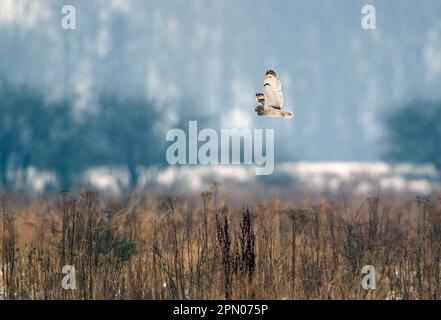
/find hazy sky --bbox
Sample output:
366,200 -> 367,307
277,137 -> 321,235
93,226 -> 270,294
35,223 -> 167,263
1,0 -> 440,162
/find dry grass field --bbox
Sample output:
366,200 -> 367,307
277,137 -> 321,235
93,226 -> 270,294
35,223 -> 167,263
1,186 -> 441,300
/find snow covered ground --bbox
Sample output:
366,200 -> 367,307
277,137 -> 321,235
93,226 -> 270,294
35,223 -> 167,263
79,162 -> 441,195
15,162 -> 440,195
276,162 -> 440,194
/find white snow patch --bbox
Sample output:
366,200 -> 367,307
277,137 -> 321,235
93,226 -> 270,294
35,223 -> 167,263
16,162 -> 441,195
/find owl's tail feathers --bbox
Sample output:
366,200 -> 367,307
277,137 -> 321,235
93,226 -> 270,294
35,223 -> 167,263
282,110 -> 294,118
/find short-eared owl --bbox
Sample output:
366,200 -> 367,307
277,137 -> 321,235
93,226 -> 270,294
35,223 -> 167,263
255,70 -> 293,118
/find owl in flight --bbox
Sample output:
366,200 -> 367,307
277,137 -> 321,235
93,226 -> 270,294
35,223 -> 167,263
255,70 -> 293,118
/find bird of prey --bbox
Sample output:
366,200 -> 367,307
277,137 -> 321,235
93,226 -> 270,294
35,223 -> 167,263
254,70 -> 293,118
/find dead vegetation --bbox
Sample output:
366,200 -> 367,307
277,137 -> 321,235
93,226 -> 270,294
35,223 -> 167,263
1,188 -> 441,300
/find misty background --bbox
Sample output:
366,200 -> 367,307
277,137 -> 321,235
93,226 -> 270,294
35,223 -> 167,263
1,0 -> 441,194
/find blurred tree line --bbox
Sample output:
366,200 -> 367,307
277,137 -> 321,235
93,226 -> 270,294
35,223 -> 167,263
384,100 -> 441,173
2,79 -> 440,192
0,81 -> 163,191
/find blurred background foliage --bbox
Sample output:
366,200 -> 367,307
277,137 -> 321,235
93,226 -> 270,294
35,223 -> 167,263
385,100 -> 441,172
0,81 -> 164,190
0,0 -> 441,191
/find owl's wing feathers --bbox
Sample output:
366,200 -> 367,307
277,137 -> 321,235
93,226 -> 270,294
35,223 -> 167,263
263,70 -> 284,108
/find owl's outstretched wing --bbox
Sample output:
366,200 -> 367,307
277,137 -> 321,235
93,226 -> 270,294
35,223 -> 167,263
263,70 -> 284,109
